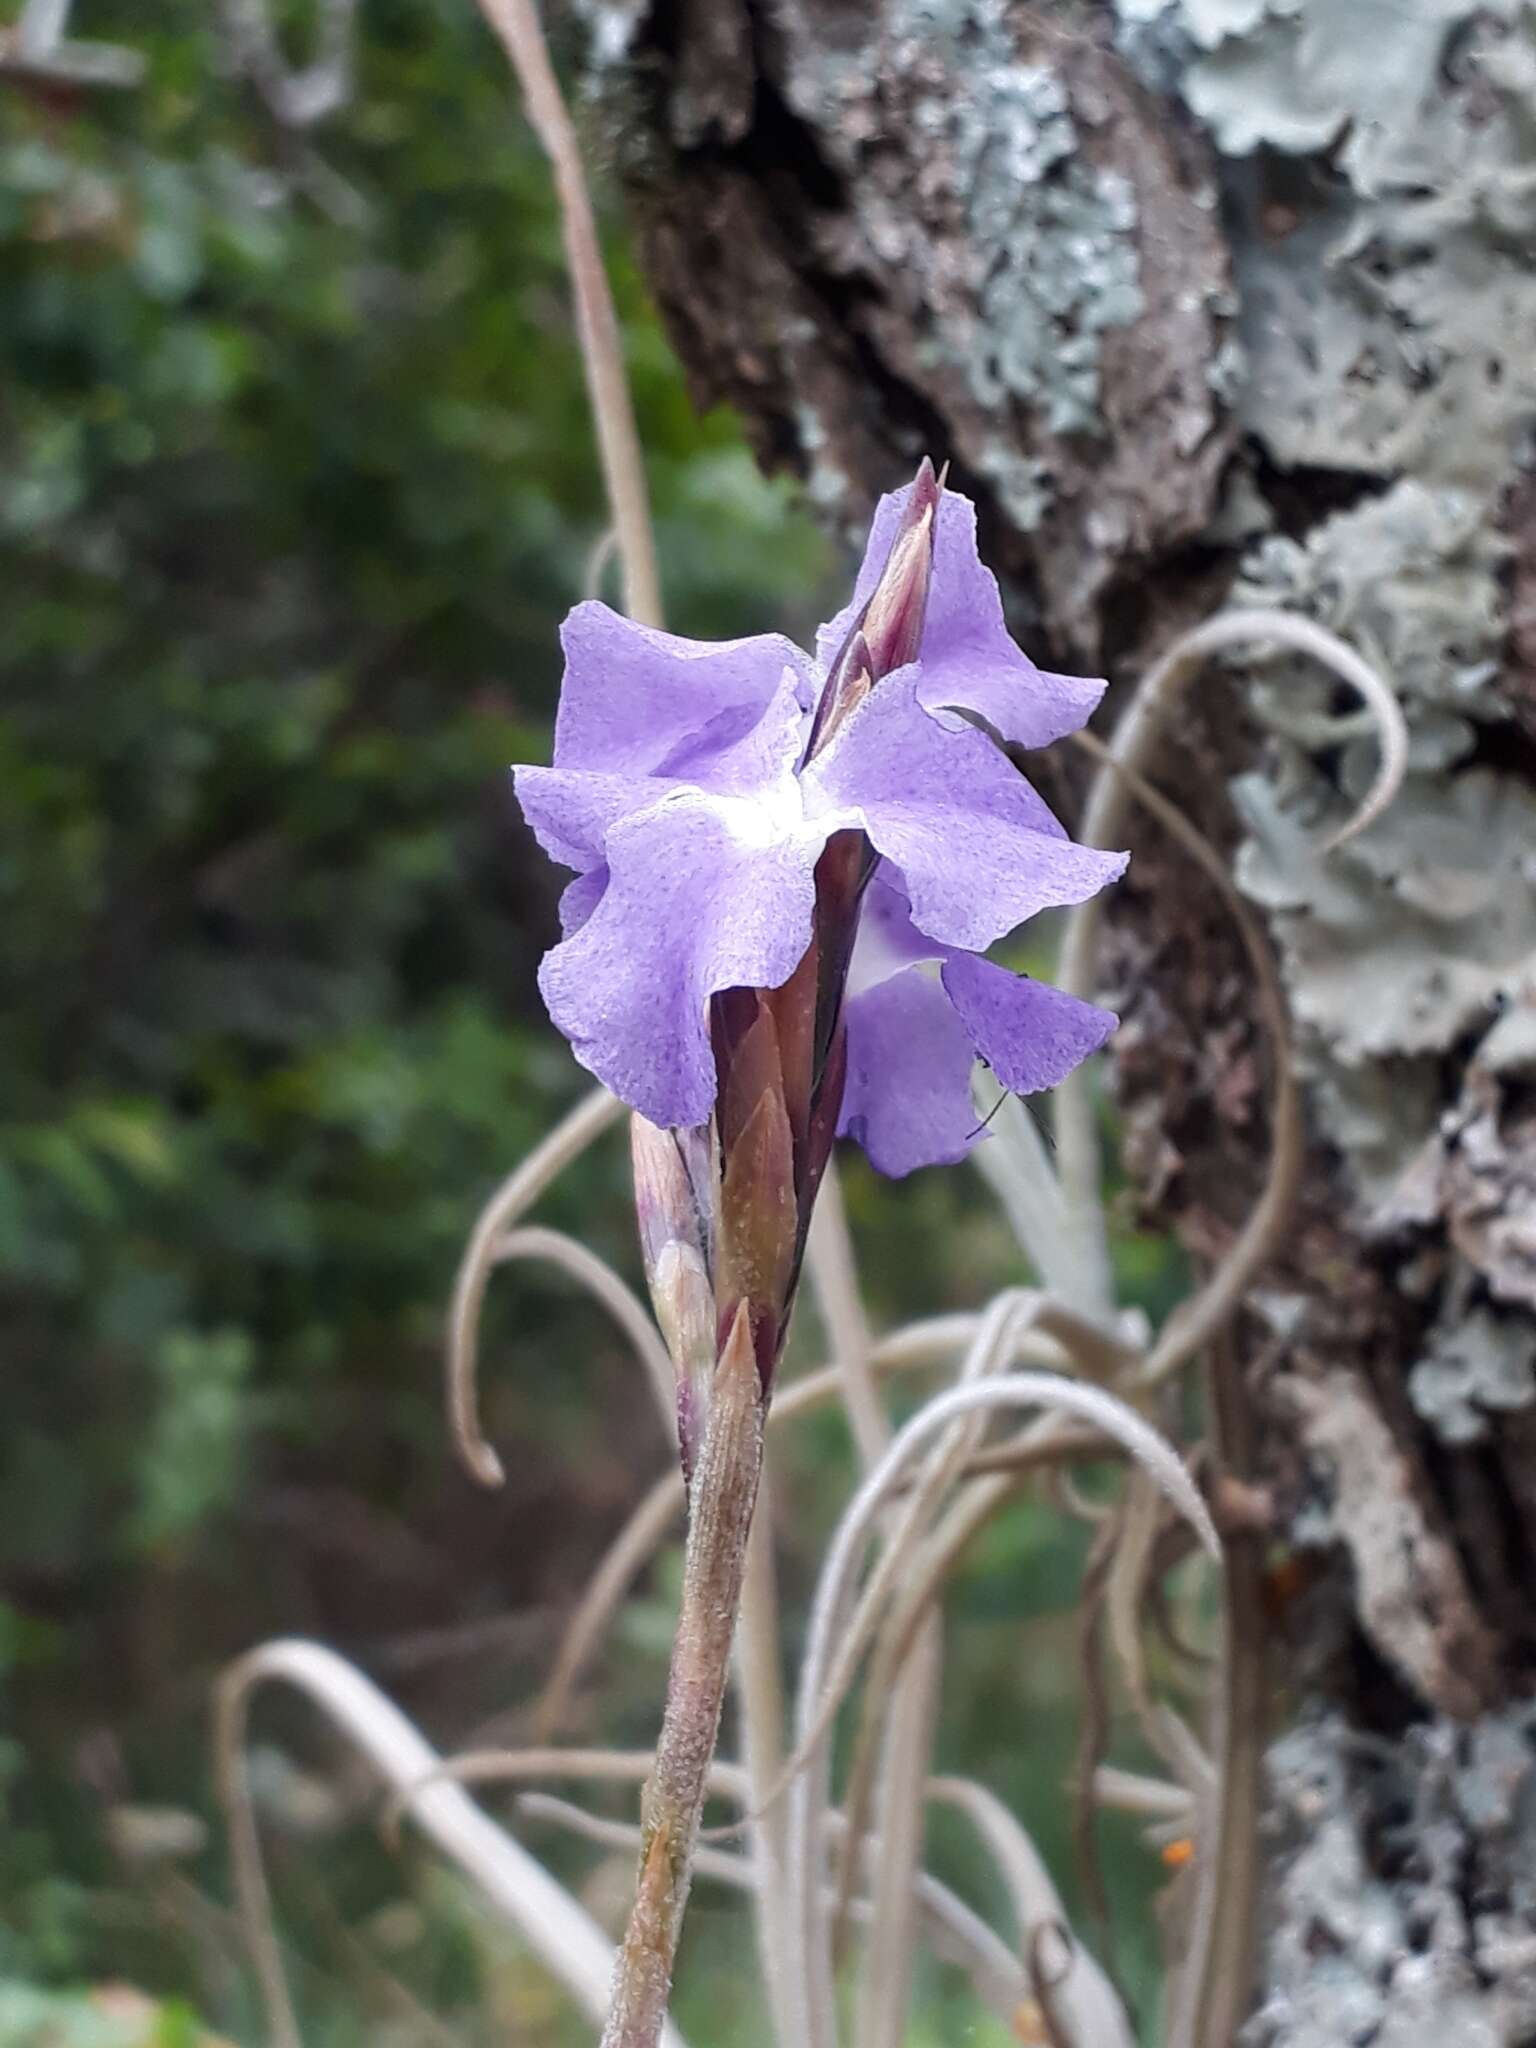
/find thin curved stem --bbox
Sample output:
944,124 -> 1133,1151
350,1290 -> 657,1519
1104,1471 -> 1171,1764
929,1774 -> 1133,2047
471,0 -> 662,627
854,1615 -> 942,2048
807,1169 -> 949,2048
1093,1766 -> 1195,1821
446,1086 -> 624,1485
388,1731 -> 1047,2020
1163,1330 -> 1267,2048
833,1295 -> 1038,1978
513,1790 -> 1028,2022
796,1294 -> 1144,1900
714,1316 -> 1142,1867
1065,731 -> 1304,1390
1054,608 -> 1404,1296
786,1376 -> 1220,2048
865,1421 -> 1108,1709
795,1295 -> 1029,2040
214,1639 -> 688,2048
531,1314 -> 997,1745
493,1224 -> 676,1434
807,1159 -> 890,1467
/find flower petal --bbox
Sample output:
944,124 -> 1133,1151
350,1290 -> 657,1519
537,793 -> 822,1128
942,951 -> 1118,1095
805,674 -> 1126,952
847,861 -> 943,997
557,867 -> 606,937
838,965 -> 980,1177
554,601 -> 816,780
818,485 -> 1105,748
514,765 -> 676,872
519,667 -> 812,873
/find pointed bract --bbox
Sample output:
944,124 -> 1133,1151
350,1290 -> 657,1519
631,1115 -> 717,1478
860,464 -> 938,676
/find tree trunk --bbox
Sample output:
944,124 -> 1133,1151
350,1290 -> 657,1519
579,1 -> 1536,2038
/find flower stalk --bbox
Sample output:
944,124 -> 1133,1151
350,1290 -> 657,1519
605,466 -> 946,2047
599,1304 -> 763,2048
520,456 -> 1128,2043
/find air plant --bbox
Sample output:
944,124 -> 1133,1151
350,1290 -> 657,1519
511,457 -> 1131,2046
215,6 -> 1410,2046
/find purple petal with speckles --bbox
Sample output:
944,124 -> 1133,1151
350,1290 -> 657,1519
556,867 -> 606,937
537,794 -> 824,1129
846,862 -> 943,995
518,669 -> 812,874
515,767 -> 678,872
818,485 -> 1106,749
838,966 -> 980,1177
555,601 -> 815,779
942,951 -> 1118,1096
806,673 -> 1126,953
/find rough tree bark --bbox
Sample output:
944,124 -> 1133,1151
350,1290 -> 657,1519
577,1 -> 1536,2040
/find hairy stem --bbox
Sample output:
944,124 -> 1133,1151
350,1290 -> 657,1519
602,1308 -> 765,2048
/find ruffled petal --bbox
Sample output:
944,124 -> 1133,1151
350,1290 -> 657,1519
537,793 -> 823,1129
522,666 -> 812,876
818,485 -> 1105,749
805,674 -> 1126,952
847,861 -> 943,996
557,867 -> 606,937
942,952 -> 1118,1095
554,601 -> 816,781
514,766 -> 676,872
838,965 -> 980,1177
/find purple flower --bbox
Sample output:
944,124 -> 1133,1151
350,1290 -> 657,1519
838,864 -> 1118,1177
514,476 -> 1126,1174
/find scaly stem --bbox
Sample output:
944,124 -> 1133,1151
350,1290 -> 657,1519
601,1309 -> 765,2048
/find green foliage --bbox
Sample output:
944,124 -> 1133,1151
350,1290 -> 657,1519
0,2 -> 823,1602
132,1327 -> 256,1551
0,1981 -> 207,2048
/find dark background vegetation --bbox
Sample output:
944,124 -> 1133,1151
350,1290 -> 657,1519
0,7 -> 1180,2041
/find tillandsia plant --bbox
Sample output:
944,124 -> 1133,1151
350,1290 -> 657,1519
205,12 -> 1418,2048
513,463 -> 1128,2046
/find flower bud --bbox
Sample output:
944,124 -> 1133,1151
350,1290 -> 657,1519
860,457 -> 939,677
806,457 -> 939,761
806,631 -> 874,762
630,1114 -> 717,1479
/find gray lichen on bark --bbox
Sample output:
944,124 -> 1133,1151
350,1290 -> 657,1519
1170,0 -> 1536,1508
1249,1704 -> 1536,2047
578,0 -> 1536,2033
579,0 -> 1236,646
